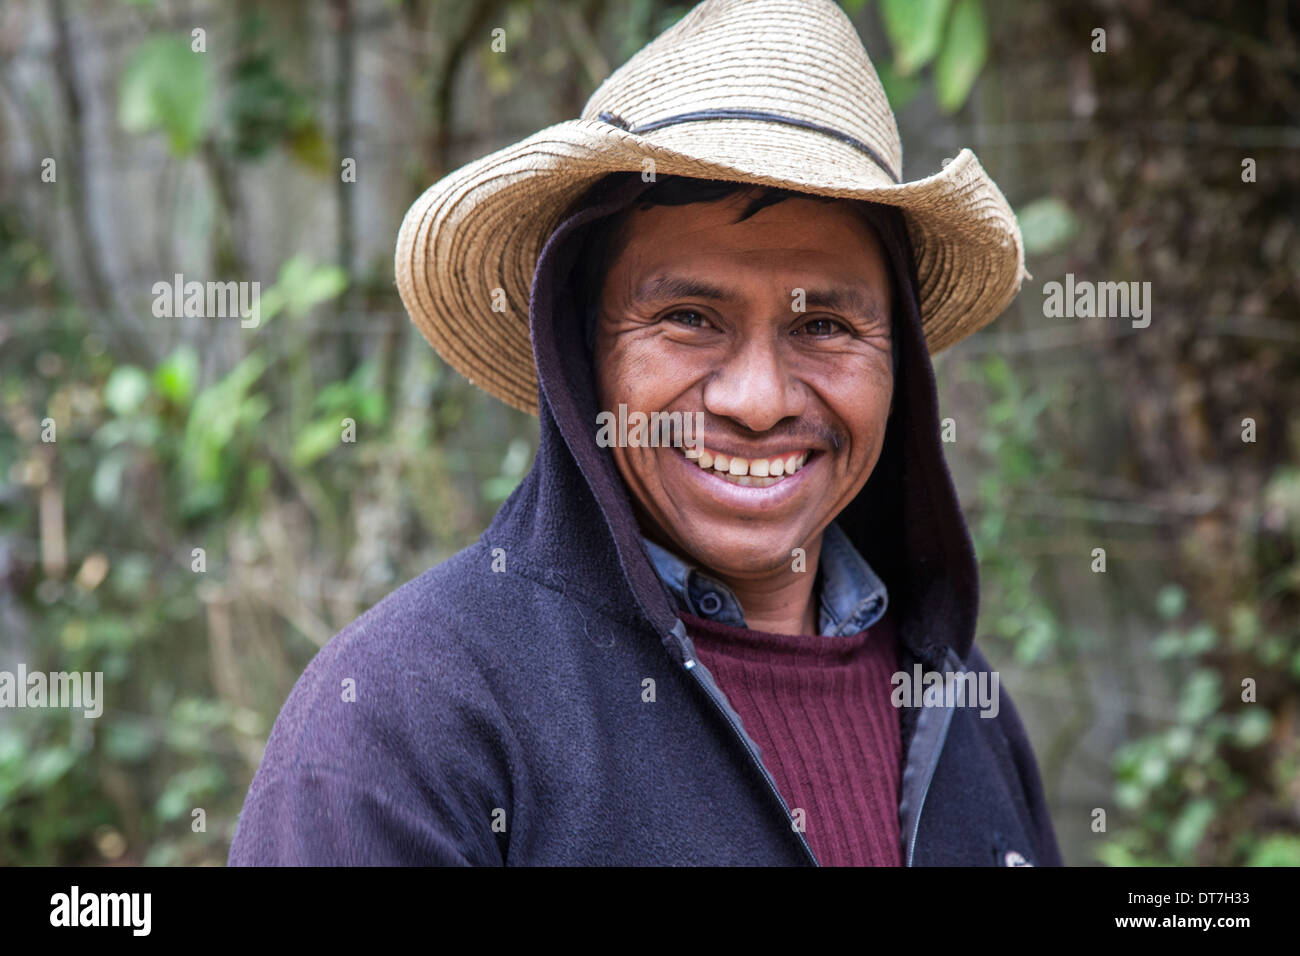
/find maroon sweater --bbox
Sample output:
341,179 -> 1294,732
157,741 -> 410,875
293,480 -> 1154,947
680,609 -> 903,866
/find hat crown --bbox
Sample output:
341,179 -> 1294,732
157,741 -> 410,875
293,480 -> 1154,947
582,0 -> 902,180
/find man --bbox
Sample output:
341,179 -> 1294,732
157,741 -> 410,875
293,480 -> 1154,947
230,0 -> 1062,866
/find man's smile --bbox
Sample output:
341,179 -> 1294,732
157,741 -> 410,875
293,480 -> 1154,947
681,443 -> 813,486
666,441 -> 823,511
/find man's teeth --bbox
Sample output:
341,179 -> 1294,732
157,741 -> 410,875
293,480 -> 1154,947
680,447 -> 810,486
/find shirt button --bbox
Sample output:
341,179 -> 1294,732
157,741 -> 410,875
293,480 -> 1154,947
698,591 -> 722,615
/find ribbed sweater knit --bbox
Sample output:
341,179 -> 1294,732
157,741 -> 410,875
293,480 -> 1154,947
679,609 -> 903,866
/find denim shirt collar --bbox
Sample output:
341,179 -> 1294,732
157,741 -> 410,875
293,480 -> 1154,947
640,520 -> 889,636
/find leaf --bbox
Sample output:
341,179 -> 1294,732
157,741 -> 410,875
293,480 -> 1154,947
154,346 -> 199,406
104,365 -> 152,416
1095,841 -> 1142,867
1155,584 -> 1186,621
29,747 -> 78,789
1235,709 -> 1271,748
1247,835 -> 1300,866
1137,751 -> 1168,788
92,449 -> 130,508
296,264 -> 348,309
180,351 -> 267,496
982,353 -> 1012,390
1164,726 -> 1194,759
482,438 -> 533,503
1016,197 -> 1081,256
934,0 -> 988,113
119,36 -> 212,155
292,418 -> 345,468
1177,670 -> 1222,724
1014,616 -> 1052,665
105,719 -> 155,764
1169,798 -> 1215,862
155,767 -> 224,821
259,256 -> 349,324
875,60 -> 923,111
881,0 -> 951,76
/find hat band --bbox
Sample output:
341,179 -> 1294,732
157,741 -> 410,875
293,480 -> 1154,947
596,107 -> 900,184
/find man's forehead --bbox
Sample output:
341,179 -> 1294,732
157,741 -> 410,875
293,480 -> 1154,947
622,188 -> 870,229
611,191 -> 890,269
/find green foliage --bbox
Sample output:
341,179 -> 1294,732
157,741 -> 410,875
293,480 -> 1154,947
1246,835 -> 1300,866
840,0 -> 988,114
0,189 -> 525,861
178,352 -> 270,517
880,0 -> 951,75
153,346 -> 200,407
874,60 -> 923,111
104,365 -> 152,418
257,255 -> 349,326
119,36 -> 213,155
0,219 -> 372,863
119,11 -> 328,170
961,354 -> 1066,666
227,12 -> 330,171
1016,197 -> 1081,257
481,438 -> 534,504
934,0 -> 988,113
1101,491 -> 1300,865
615,0 -> 691,61
293,360 -> 386,468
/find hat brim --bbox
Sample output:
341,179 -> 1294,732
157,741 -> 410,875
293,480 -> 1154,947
395,116 -> 1027,416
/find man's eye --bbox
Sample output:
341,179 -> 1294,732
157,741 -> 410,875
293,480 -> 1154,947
796,317 -> 846,336
665,310 -> 709,328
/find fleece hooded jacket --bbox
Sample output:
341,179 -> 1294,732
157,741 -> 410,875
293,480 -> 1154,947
228,172 -> 1064,867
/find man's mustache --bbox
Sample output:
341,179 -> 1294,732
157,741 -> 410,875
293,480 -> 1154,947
681,413 -> 847,455
593,404 -> 848,453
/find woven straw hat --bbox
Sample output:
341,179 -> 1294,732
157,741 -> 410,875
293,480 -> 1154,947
395,0 -> 1027,416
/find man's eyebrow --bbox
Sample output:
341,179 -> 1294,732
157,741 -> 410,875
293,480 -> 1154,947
801,285 -> 888,324
632,274 -> 887,324
631,275 -> 737,306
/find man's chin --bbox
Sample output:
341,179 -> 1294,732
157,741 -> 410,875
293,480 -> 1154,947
673,530 -> 811,579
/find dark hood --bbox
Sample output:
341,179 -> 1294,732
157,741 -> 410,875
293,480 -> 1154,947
486,172 -> 979,670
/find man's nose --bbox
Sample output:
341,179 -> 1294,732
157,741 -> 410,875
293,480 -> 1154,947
701,333 -> 806,434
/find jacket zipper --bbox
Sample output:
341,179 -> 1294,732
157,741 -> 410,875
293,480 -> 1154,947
903,649 -> 961,866
906,765 -> 935,866
681,654 -> 820,866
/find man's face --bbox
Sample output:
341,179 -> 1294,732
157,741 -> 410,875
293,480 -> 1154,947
593,189 -> 895,580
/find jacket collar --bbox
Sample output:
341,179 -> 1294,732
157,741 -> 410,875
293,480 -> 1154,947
641,519 -> 888,636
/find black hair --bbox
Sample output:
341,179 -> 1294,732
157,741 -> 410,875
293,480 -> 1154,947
569,172 -> 903,382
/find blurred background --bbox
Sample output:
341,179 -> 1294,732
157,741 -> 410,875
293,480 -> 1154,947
1,0 -> 1297,866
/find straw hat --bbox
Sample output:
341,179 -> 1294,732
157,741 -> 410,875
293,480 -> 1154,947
395,0 -> 1027,416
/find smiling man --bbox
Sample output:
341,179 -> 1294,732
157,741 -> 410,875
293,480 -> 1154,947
230,0 -> 1063,867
